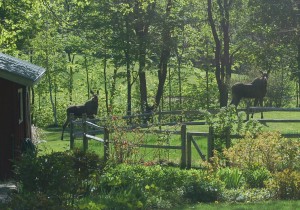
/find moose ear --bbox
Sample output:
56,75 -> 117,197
259,70 -> 264,75
90,90 -> 94,95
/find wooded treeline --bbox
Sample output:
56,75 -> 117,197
1,0 -> 300,127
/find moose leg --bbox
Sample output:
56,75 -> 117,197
61,117 -> 69,140
230,97 -> 240,117
259,98 -> 264,119
230,95 -> 240,107
251,98 -> 259,118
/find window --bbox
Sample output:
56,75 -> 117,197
18,88 -> 23,124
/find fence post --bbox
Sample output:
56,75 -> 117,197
82,113 -> 88,152
104,127 -> 110,162
187,133 -> 192,169
180,124 -> 187,169
70,113 -> 75,150
207,126 -> 214,160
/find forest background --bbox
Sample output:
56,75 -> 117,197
1,0 -> 300,127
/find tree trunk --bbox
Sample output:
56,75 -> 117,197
109,67 -> 118,114
154,0 -> 172,111
84,56 -> 90,99
138,49 -> 148,112
297,43 -> 300,107
176,52 -> 182,110
134,2 -> 151,113
46,50 -> 58,126
125,17 -> 132,117
297,2 -> 300,107
207,0 -> 231,107
67,52 -> 75,102
222,0 -> 231,107
126,52 -> 132,116
103,46 -> 109,115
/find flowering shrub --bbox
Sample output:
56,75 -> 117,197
223,132 -> 300,172
223,131 -> 300,199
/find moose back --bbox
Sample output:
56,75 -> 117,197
61,91 -> 98,140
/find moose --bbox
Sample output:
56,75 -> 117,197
230,70 -> 270,118
61,91 -> 99,140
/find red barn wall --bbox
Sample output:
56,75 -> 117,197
0,77 -> 27,180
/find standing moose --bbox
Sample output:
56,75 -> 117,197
61,91 -> 99,140
230,70 -> 270,118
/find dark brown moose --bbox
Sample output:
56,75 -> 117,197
61,91 -> 99,140
230,70 -> 270,118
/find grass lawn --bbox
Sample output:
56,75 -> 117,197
37,110 -> 300,165
251,111 -> 300,133
177,200 -> 300,210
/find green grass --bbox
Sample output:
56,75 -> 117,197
250,111 -> 300,133
176,200 -> 300,210
38,111 -> 300,165
38,125 -> 206,165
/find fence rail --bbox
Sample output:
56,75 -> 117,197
68,107 -> 300,169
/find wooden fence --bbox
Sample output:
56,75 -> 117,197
68,107 -> 300,169
69,110 -> 208,168
69,113 -> 110,161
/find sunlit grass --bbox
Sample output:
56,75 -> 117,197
38,124 -> 207,165
251,111 -> 300,134
38,111 -> 300,164
176,200 -> 300,210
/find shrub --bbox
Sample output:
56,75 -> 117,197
223,132 -> 300,172
266,169 -> 300,200
243,167 -> 271,188
12,150 -> 104,209
7,192 -> 75,210
97,164 -> 224,208
204,106 -> 262,153
183,172 -> 224,203
220,188 -> 272,203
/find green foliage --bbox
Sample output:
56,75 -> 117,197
243,167 -> 271,188
184,71 -> 218,110
266,169 -> 300,200
220,188 -> 272,203
223,131 -> 300,199
217,167 -> 243,189
105,116 -> 182,165
107,117 -> 145,164
205,106 -> 262,152
6,191 -> 75,210
224,132 -> 300,172
97,164 -> 224,208
11,150 -> 105,209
